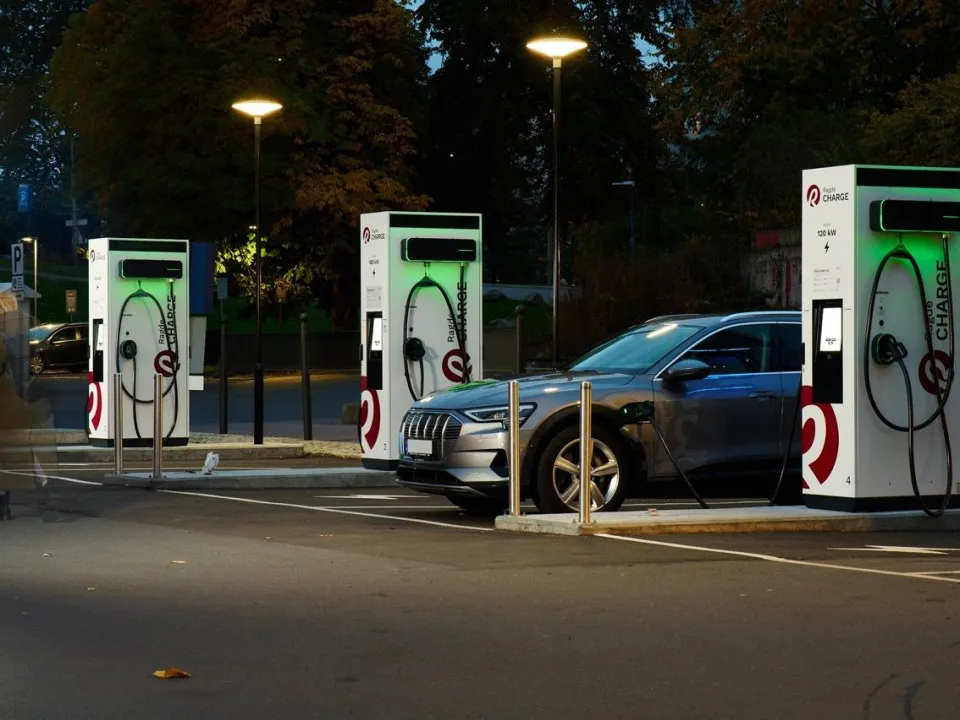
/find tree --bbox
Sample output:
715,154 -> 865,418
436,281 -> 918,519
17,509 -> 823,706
653,0 -> 960,236
0,0 -> 91,244
415,0 -> 668,283
48,0 -> 428,328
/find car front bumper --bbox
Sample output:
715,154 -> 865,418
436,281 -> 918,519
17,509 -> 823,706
395,409 -> 528,498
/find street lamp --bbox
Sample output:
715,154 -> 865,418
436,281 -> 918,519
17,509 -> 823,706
21,237 -> 38,323
612,180 -> 636,256
232,98 -> 282,445
526,36 -> 587,366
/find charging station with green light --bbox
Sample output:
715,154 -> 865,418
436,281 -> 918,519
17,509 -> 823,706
358,212 -> 483,470
87,237 -> 210,448
802,165 -> 960,515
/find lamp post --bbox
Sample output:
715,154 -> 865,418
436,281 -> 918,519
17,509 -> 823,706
22,237 -> 38,322
612,180 -> 636,256
526,36 -> 587,366
232,98 -> 282,445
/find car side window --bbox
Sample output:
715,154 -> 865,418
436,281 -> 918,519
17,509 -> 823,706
682,324 -> 775,376
48,329 -> 66,343
776,323 -> 802,372
77,326 -> 88,341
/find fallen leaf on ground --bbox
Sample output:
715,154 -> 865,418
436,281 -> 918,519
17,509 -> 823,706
264,536 -> 273,540
170,560 -> 187,564
86,587 -> 96,592
42,553 -> 52,558
153,668 -> 191,679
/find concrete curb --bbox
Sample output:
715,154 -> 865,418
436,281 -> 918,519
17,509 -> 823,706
494,507 -> 960,536
1,443 -> 306,462
101,467 -> 397,490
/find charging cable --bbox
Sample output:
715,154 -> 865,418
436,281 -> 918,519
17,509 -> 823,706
115,280 -> 181,441
864,236 -> 954,517
402,266 -> 469,400
634,402 -> 709,509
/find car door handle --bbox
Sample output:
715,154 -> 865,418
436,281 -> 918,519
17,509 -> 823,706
749,391 -> 776,400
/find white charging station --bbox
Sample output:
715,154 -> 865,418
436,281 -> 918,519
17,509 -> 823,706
88,238 -> 197,447
359,212 -> 483,470
802,165 -> 960,514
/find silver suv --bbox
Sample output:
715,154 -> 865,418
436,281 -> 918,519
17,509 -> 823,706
395,310 -> 802,514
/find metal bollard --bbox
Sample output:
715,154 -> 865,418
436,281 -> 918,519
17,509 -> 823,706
578,380 -> 593,526
153,374 -> 163,479
508,380 -> 521,516
515,305 -> 525,375
300,313 -> 313,441
219,319 -> 228,434
113,372 -> 123,475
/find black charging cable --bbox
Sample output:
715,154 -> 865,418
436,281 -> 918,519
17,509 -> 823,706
634,402 -> 709,509
864,238 -> 954,517
402,272 -> 468,401
115,281 -> 180,441
770,375 -> 803,506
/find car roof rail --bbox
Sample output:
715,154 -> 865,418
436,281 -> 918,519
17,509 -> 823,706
643,313 -> 709,324
722,310 -> 800,322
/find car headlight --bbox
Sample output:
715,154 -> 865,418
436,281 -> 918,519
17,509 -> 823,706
463,403 -> 537,427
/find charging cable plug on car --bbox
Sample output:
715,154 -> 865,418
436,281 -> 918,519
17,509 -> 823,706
625,401 -> 709,509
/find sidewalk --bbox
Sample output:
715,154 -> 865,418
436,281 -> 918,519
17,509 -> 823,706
1,428 -> 362,462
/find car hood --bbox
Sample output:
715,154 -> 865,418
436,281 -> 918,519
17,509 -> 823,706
414,371 -> 635,411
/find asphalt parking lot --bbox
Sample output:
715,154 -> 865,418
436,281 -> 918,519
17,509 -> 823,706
3,470 -> 960,718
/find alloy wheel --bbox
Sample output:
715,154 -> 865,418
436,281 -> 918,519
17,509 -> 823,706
551,437 -> 621,511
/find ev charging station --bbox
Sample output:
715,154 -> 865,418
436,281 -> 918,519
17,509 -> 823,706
358,212 -> 483,470
802,165 -> 960,515
87,238 -> 212,448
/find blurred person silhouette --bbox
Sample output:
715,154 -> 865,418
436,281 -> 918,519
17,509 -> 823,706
0,336 -> 55,521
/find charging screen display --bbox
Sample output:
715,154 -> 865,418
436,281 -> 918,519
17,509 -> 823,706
370,317 -> 383,353
819,307 -> 842,352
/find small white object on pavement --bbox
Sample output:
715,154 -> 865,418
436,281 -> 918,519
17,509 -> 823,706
202,452 -> 220,475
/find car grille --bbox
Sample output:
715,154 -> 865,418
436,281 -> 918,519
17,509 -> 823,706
401,411 -> 462,458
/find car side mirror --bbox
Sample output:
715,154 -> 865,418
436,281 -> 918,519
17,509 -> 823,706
663,358 -> 711,382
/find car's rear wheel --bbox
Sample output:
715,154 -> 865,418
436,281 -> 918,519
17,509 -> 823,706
447,495 -> 507,516
534,424 -> 630,514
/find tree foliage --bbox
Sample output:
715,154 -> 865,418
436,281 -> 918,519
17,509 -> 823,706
0,0 -> 90,240
48,0 -> 428,328
415,0 -> 667,283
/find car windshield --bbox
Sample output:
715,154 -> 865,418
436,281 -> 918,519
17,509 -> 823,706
29,325 -> 59,343
567,322 -> 702,374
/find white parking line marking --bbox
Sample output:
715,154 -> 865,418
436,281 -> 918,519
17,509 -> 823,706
161,490 -> 495,532
828,545 -> 958,555
595,533 -> 960,585
0,470 -> 102,486
317,494 -> 417,500
5,471 -> 493,532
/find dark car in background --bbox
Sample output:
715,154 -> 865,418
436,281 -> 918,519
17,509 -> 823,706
29,322 -> 88,375
396,310 -> 802,514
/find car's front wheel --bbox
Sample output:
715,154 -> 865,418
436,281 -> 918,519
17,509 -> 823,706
534,424 -> 630,514
30,355 -> 45,375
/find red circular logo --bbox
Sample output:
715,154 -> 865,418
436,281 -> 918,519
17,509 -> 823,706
801,385 -> 839,488
359,376 -> 381,451
806,184 -> 821,207
154,350 -> 177,377
442,349 -> 472,383
918,350 -> 951,395
87,371 -> 102,432
362,227 -> 371,244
